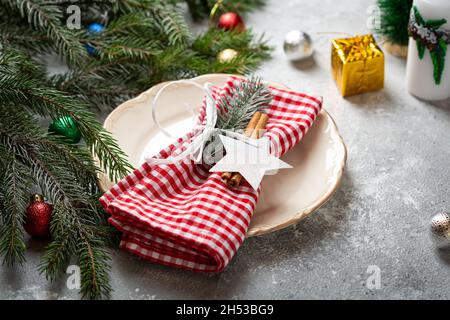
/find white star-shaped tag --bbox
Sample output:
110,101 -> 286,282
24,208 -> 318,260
209,135 -> 292,190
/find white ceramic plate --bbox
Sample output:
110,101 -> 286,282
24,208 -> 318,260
99,74 -> 347,237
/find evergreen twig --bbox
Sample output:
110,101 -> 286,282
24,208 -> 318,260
377,0 -> 413,46
216,76 -> 273,130
0,0 -> 270,299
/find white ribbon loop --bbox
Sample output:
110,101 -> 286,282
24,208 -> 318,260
146,80 -> 258,166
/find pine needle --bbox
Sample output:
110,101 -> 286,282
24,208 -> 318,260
216,76 -> 273,130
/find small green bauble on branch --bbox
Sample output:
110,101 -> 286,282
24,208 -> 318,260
48,116 -> 82,143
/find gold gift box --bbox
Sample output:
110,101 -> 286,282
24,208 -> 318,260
331,34 -> 384,97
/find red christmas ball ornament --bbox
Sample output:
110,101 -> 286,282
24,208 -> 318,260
217,12 -> 245,32
24,194 -> 53,238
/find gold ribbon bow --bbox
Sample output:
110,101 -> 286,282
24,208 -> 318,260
335,35 -> 384,63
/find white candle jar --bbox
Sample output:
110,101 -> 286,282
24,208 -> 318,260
406,0 -> 450,101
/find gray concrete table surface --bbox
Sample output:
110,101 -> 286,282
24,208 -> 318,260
2,0 -> 450,299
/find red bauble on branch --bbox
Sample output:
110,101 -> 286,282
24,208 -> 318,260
217,12 -> 245,32
24,194 -> 53,238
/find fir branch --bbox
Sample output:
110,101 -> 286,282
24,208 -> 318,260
96,36 -> 160,60
5,135 -> 88,208
185,0 -> 266,21
77,232 -> 111,299
40,201 -> 112,299
0,0 -> 87,65
1,125 -> 112,297
0,0 -> 272,299
216,76 -> 272,130
0,22 -> 52,53
108,0 -> 156,13
184,0 -> 210,21
148,3 -> 192,46
377,0 -> 413,46
37,137 -> 99,190
0,112 -> 98,198
216,0 -> 266,15
0,69 -> 132,182
51,57 -> 144,96
0,52 -> 125,298
104,12 -> 151,34
39,203 -> 75,278
192,28 -> 272,74
0,156 -> 29,266
0,48 -> 45,79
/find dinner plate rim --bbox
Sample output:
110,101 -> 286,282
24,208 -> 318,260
97,73 -> 347,237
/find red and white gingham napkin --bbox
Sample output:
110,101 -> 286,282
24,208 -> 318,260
100,77 -> 322,272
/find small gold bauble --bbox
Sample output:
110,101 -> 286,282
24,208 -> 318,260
217,49 -> 239,63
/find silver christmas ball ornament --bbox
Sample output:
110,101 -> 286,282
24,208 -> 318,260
283,30 -> 314,62
430,212 -> 450,248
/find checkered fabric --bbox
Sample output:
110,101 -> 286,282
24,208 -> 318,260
100,77 -> 322,272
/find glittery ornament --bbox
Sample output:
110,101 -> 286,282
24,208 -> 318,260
217,48 -> 239,63
24,194 -> 53,238
283,30 -> 314,62
217,12 -> 245,32
431,212 -> 450,248
49,116 -> 81,143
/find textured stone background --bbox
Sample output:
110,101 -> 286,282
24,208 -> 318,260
2,0 -> 450,299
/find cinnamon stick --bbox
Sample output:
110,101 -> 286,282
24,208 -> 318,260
245,111 -> 263,136
227,113 -> 269,188
220,171 -> 233,181
221,112 -> 262,183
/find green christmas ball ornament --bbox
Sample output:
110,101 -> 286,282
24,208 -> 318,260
48,116 -> 82,143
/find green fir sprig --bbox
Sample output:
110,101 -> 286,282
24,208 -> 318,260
0,0 -> 271,111
0,0 -> 270,299
203,76 -> 272,164
377,0 -> 413,46
216,76 -> 272,130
